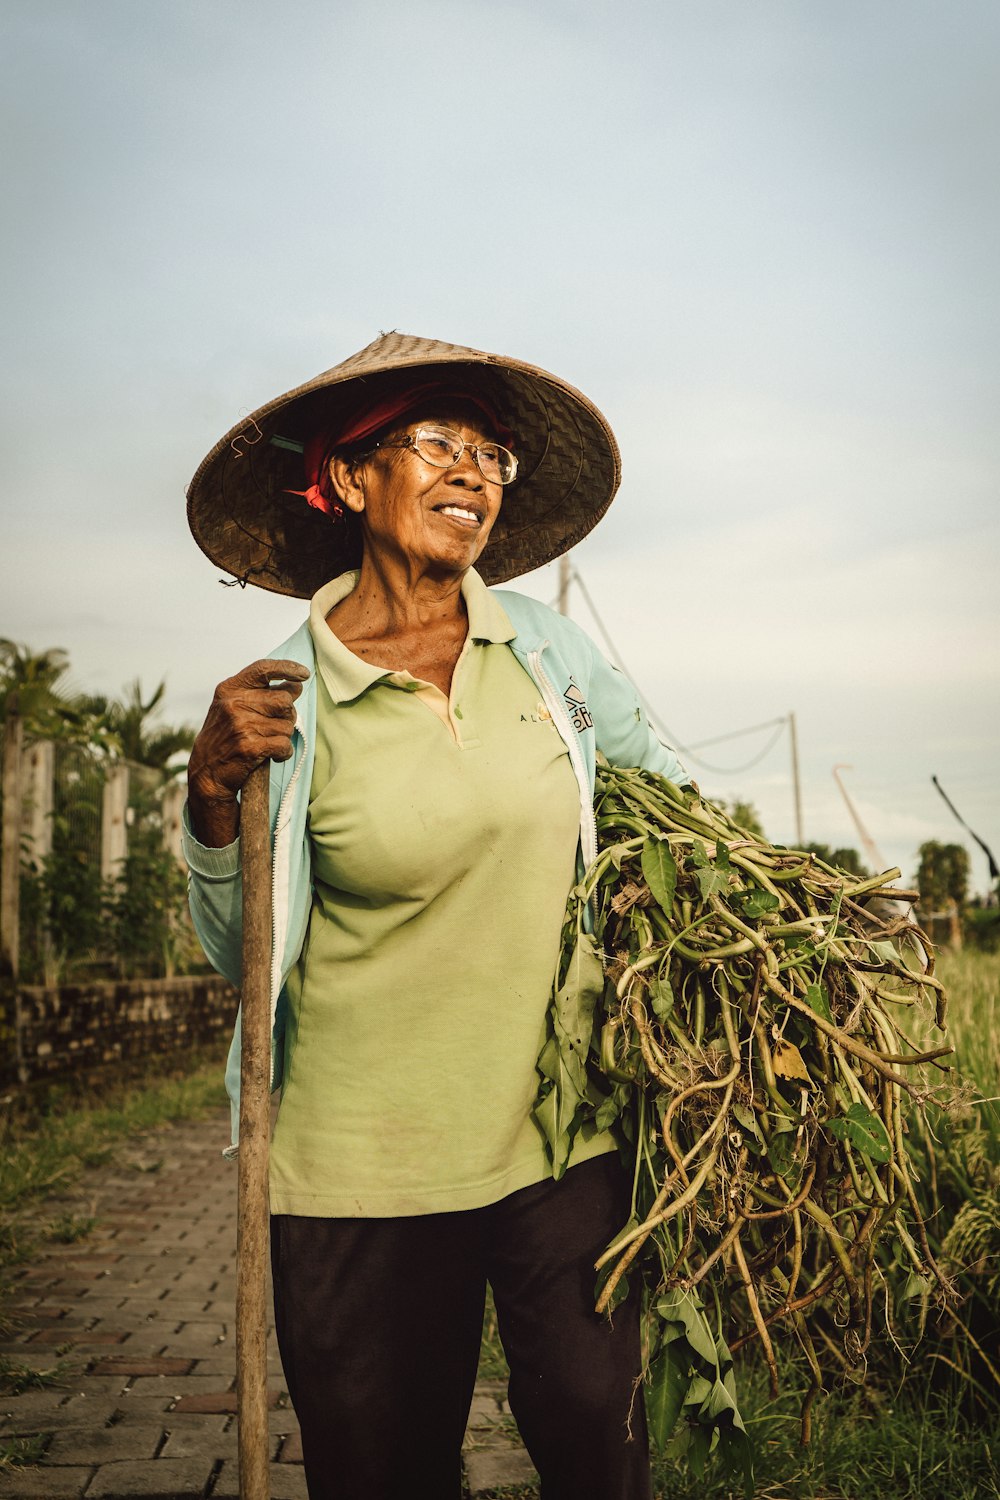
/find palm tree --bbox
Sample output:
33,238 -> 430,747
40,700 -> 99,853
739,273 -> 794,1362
0,639 -> 72,733
106,679 -> 195,774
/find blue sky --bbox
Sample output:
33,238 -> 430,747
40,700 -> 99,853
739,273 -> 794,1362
3,0 -> 998,887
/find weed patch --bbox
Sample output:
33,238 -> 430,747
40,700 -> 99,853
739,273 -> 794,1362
0,1433 -> 48,1472
0,1353 -> 72,1396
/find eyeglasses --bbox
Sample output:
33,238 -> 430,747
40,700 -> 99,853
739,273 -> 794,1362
365,424 -> 518,486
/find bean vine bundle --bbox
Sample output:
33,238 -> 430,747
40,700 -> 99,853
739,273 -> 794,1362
533,758 -> 953,1476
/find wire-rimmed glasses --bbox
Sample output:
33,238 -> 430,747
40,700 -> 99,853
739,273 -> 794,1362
366,424 -> 518,486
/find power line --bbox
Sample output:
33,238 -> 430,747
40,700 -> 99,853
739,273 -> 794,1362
688,716 -> 788,751
569,566 -> 789,777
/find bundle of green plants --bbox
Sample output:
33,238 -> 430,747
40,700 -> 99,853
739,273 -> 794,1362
534,759 -> 953,1483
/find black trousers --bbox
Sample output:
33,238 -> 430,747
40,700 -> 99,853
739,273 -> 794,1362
270,1154 -> 652,1500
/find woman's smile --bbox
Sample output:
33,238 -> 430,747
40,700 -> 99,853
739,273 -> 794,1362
433,500 -> 486,528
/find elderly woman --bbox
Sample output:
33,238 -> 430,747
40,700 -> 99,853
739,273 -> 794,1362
184,332 -> 689,1500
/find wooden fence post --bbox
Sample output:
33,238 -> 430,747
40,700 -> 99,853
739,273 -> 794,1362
101,763 -> 130,884
22,740 -> 54,864
161,781 -> 186,867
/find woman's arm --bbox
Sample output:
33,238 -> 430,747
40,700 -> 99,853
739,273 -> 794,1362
187,659 -> 309,845
586,641 -> 691,786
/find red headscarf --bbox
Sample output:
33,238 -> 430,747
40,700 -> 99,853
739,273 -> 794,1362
286,382 -> 511,518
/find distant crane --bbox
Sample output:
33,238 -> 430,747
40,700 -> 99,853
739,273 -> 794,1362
832,764 -> 887,873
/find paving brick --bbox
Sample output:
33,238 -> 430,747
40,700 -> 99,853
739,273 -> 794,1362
30,1330 -> 128,1348
175,1358 -> 234,1380
90,1358 -> 194,1378
277,1429 -> 303,1463
91,1337 -> 174,1357
464,1442 -> 539,1494
84,1458 -> 213,1497
212,1460 -> 309,1500
467,1391 -> 506,1428
157,1328 -> 228,1354
59,1254 -> 124,1269
157,1424 -> 239,1461
101,1396 -> 182,1421
0,1400 -> 122,1436
124,1375 -> 232,1401
150,1414 -> 229,1435
58,1378 -> 131,1398
21,1307 -> 78,1323
171,1389 -> 283,1415
268,1408 -> 300,1437
0,1466 -> 92,1498
45,1425 -> 163,1464
24,1322 -> 89,1338
105,1298 -> 207,1318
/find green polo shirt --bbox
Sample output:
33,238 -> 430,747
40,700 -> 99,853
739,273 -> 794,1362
268,568 -> 616,1217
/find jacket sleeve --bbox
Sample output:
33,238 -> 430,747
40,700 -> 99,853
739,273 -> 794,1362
586,638 -> 692,787
182,806 -> 245,989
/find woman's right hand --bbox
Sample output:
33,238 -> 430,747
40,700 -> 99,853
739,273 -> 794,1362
187,660 -> 310,847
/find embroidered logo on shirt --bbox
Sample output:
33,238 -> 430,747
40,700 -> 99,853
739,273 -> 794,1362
520,702 -> 553,724
563,680 -> 593,733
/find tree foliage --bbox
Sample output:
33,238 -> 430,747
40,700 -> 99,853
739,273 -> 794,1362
7,643 -> 198,981
917,840 -> 970,911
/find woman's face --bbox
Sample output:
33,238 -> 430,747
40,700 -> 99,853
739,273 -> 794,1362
331,403 -> 506,580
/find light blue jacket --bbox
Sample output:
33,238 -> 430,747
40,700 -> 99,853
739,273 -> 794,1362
182,587 -> 688,1153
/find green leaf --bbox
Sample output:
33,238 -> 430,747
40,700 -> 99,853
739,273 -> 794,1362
654,1289 -> 720,1369
714,840 -> 732,872
649,973 -> 674,1019
803,982 -> 833,1022
734,887 -> 780,920
645,1346 -> 690,1449
531,1067 -> 582,1179
901,1271 -> 934,1301
593,1093 -> 621,1132
826,1102 -> 892,1163
608,842 -> 628,872
731,1102 -> 764,1145
692,846 -> 731,900
686,1421 -> 712,1478
554,930 -> 604,1076
641,837 -> 677,913
715,1421 -> 755,1495
766,1130 -> 799,1178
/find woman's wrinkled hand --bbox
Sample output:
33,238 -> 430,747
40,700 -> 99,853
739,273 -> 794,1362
187,660 -> 310,847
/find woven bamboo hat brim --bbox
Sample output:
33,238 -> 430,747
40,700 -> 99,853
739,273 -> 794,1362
186,331 -> 621,596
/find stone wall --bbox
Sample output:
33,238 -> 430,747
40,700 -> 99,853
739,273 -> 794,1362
2,974 -> 238,1091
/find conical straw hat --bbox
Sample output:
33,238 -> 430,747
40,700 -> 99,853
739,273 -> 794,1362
187,331 -> 621,595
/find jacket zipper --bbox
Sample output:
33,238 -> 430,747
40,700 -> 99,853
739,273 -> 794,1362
267,710 -> 309,1088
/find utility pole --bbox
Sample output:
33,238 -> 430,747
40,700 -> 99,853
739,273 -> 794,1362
788,711 -> 804,846
558,553 -> 571,616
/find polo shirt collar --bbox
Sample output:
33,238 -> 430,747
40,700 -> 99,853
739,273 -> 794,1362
309,567 -> 515,705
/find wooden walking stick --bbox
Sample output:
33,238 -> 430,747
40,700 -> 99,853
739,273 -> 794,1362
237,762 -> 273,1500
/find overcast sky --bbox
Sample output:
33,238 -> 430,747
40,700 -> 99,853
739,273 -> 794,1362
2,0 -> 998,888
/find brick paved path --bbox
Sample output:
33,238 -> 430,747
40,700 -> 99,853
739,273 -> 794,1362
0,1110 -> 537,1499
